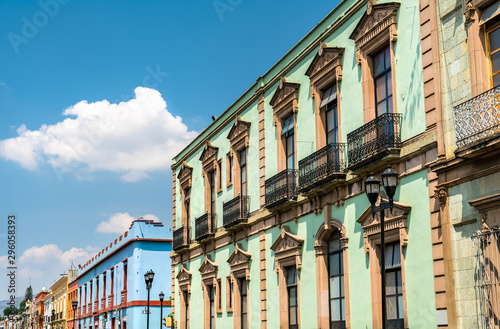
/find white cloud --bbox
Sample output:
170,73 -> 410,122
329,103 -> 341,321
95,212 -> 159,234
0,244 -> 99,300
0,87 -> 197,181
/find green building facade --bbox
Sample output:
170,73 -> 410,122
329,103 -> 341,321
170,0 -> 449,328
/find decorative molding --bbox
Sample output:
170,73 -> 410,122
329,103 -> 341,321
470,193 -> 500,230
349,2 -> 400,65
227,243 -> 252,280
176,263 -> 192,295
177,161 -> 193,190
227,116 -> 251,152
199,141 -> 219,166
464,0 -> 476,24
314,219 -> 348,255
306,43 -> 344,93
270,225 -> 304,271
270,77 -> 300,126
198,255 -> 218,283
357,199 -> 411,253
434,188 -> 448,206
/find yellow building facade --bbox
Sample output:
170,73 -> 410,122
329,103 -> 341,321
50,274 -> 68,329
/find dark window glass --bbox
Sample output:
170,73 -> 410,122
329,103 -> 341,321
286,266 -> 299,329
209,285 -> 215,329
240,278 -> 248,329
283,116 -> 295,170
373,47 -> 393,116
229,155 -> 233,183
325,96 -> 338,145
240,149 -> 247,196
184,290 -> 189,329
490,27 -> 500,87
229,278 -> 233,309
328,231 -> 345,329
385,242 -> 404,329
184,188 -> 191,225
209,171 -> 216,214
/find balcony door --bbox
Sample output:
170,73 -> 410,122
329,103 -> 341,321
373,46 -> 394,146
239,149 -> 247,197
322,84 -> 340,171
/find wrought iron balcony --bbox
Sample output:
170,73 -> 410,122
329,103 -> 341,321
455,85 -> 500,149
347,113 -> 402,168
195,213 -> 217,241
298,143 -> 346,191
265,169 -> 297,208
223,195 -> 250,229
173,226 -> 191,251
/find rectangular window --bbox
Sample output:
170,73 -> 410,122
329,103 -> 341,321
96,277 -> 99,302
184,290 -> 189,329
217,278 -> 222,313
226,276 -> 233,312
111,269 -> 114,296
184,188 -> 191,225
488,25 -> 500,87
282,116 -> 295,170
90,282 -> 93,306
209,285 -> 215,329
123,262 -> 128,291
209,171 -> 216,214
385,242 -> 404,329
328,231 -> 345,329
217,159 -> 222,192
373,46 -> 393,116
240,278 -> 248,329
323,88 -> 339,146
103,273 -> 107,298
229,154 -> 233,183
239,149 -> 247,196
286,266 -> 299,329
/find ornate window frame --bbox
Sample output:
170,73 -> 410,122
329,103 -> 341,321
464,0 -> 500,97
177,162 -> 193,228
470,192 -> 500,230
270,226 -> 304,328
199,142 -> 219,213
357,199 -> 411,329
176,264 -> 192,329
314,219 -> 350,329
349,0 -> 400,123
227,116 -> 251,197
198,255 -> 219,329
227,243 -> 251,329
270,77 -> 300,171
306,43 -> 344,150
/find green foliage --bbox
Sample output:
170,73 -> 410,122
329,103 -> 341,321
3,307 -> 17,316
19,299 -> 26,312
25,286 -> 33,301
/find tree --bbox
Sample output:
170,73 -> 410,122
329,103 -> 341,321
25,285 -> 33,301
19,299 -> 26,312
3,307 -> 17,316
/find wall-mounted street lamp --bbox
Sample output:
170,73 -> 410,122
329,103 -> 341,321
364,165 -> 399,329
72,300 -> 78,329
159,291 -> 164,329
144,269 -> 155,329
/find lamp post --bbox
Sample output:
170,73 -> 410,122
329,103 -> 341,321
159,292 -> 164,329
144,270 -> 155,329
51,309 -> 55,324
364,165 -> 399,329
71,300 -> 78,329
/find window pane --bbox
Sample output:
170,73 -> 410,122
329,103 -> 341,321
242,314 -> 247,329
387,95 -> 393,113
287,267 -> 296,285
492,50 -> 500,74
329,254 -> 340,276
397,270 -> 403,293
290,306 -> 297,325
287,154 -> 295,170
387,72 -> 392,96
386,272 -> 396,295
241,168 -> 247,183
494,73 -> 500,87
330,276 -> 340,298
393,244 -> 401,267
377,101 -> 387,115
376,76 -> 387,101
242,296 -> 247,310
341,298 -> 345,321
386,296 -> 397,320
331,299 -> 341,321
340,275 -> 344,297
240,150 -> 246,166
398,295 -> 404,318
385,47 -> 391,70
385,244 -> 394,268
289,287 -> 297,306
374,51 -> 385,76
328,231 -> 341,251
490,27 -> 500,52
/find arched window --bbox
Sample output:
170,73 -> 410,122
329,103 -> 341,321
327,230 -> 345,329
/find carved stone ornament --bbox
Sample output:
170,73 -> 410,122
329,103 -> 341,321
314,220 -> 348,256
357,199 -> 411,253
176,263 -> 192,295
199,141 -> 218,163
270,226 -> 304,271
349,2 -> 400,65
198,255 -> 218,282
227,243 -> 252,280
227,116 -> 251,151
434,188 -> 448,206
470,193 -> 500,231
464,1 -> 476,24
270,77 -> 300,126
177,161 -> 193,189
306,43 -> 344,94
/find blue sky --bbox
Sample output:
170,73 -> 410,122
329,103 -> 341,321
0,0 -> 338,300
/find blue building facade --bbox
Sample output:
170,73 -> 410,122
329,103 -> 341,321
76,219 -> 172,329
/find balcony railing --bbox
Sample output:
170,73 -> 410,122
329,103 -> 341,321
173,226 -> 191,251
347,113 -> 402,167
455,85 -> 500,149
265,169 -> 297,208
223,195 -> 250,229
121,290 -> 127,305
108,294 -> 114,308
298,143 -> 346,191
195,213 -> 217,241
